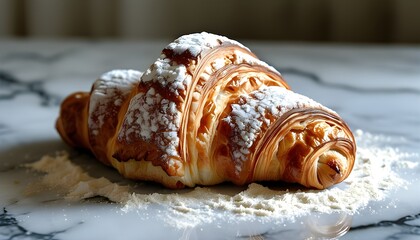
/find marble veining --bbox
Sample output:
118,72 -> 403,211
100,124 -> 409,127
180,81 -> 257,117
1,40 -> 420,239
0,70 -> 60,106
349,212 -> 420,239
277,67 -> 420,94
0,207 -> 77,240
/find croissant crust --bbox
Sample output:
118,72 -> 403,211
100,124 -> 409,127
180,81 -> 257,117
56,32 -> 356,189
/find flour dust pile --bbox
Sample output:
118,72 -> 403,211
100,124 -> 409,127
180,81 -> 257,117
26,130 -> 419,229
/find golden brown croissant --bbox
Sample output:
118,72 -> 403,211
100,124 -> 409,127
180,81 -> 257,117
56,32 -> 356,189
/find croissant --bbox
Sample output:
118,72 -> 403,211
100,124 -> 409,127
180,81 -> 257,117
56,32 -> 356,189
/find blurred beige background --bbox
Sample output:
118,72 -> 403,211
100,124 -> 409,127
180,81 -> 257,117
1,0 -> 420,43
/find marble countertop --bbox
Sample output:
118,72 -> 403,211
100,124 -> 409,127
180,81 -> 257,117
1,39 -> 420,240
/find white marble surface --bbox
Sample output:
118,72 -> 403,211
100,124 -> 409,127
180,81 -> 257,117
1,39 -> 420,240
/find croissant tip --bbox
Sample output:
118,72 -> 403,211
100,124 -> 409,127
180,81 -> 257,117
316,150 -> 347,189
327,160 -> 341,175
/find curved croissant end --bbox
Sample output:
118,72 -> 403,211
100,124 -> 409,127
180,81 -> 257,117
56,92 -> 90,150
214,87 -> 356,189
56,32 -> 355,189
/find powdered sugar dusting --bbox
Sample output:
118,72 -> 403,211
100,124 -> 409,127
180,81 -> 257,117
166,32 -> 248,57
26,131 -> 417,229
119,88 -> 182,160
224,86 -> 325,174
141,33 -> 248,96
141,58 -> 191,95
88,69 -> 142,135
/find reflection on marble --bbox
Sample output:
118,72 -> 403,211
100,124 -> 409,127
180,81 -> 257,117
1,39 -> 420,239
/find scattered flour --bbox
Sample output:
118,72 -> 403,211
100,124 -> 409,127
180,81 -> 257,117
26,153 -> 131,203
26,130 -> 418,229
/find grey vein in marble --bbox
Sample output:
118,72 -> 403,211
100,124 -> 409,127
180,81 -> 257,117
349,212 -> 420,239
277,67 -> 420,94
0,207 -> 81,240
0,70 -> 61,106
